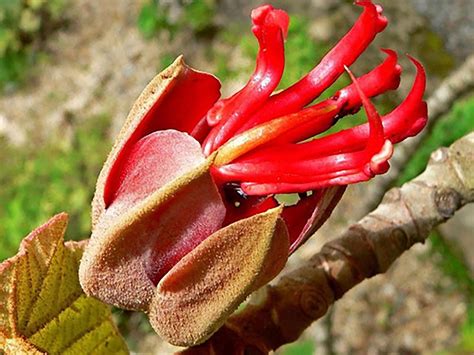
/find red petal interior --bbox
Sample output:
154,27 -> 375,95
108,130 -> 206,211
282,186 -> 346,252
105,130 -> 226,286
104,67 -> 221,207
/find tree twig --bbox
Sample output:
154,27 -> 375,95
181,132 -> 474,354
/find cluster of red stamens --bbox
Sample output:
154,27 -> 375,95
192,3 -> 426,200
186,2 -> 427,251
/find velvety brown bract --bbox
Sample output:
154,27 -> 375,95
91,56 -> 221,227
151,206 -> 288,346
80,149 -> 227,310
79,58 -> 290,346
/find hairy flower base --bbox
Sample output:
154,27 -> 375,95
79,1 -> 427,347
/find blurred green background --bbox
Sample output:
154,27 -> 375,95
0,0 -> 472,353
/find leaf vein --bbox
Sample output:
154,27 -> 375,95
57,318 -> 110,354
28,291 -> 84,338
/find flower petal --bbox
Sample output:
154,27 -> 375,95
149,206 -> 289,346
80,133 -> 226,310
283,186 -> 346,253
108,130 -> 205,213
92,56 -> 221,224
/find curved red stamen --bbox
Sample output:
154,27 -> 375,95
240,171 -> 372,195
213,101 -> 338,167
239,154 -> 391,195
202,5 -> 289,155
264,49 -> 402,144
214,137 -> 392,187
213,50 -> 403,164
215,150 -> 379,183
380,55 -> 427,142
215,65 -> 396,195
335,48 -> 401,115
344,65 -> 386,155
233,1 -> 388,133
229,56 -> 426,164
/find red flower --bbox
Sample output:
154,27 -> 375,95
79,1 -> 427,346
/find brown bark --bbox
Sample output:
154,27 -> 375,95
181,132 -> 474,354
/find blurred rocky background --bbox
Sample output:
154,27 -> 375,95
0,0 -> 472,354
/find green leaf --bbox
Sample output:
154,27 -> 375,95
0,213 -> 128,354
